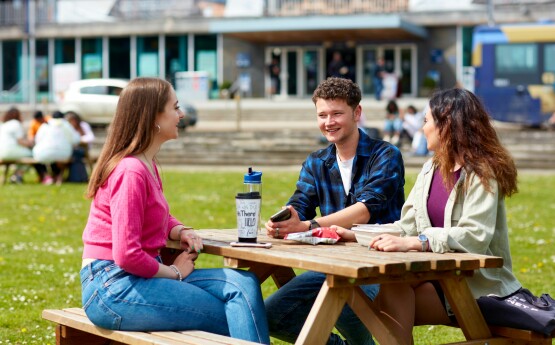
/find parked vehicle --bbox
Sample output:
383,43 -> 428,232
57,78 -> 198,128
472,22 -> 555,126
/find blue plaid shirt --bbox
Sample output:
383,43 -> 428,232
288,129 -> 405,224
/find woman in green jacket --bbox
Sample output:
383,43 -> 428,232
335,88 -> 522,344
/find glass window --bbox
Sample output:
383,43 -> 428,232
496,44 -> 537,74
55,39 -> 75,64
107,86 -> 123,96
304,50 -> 319,96
361,49 -> 378,96
400,48 -> 412,95
137,36 -> 159,77
544,44 -> 555,73
166,35 -> 188,84
36,40 -> 49,94
194,34 -> 217,97
109,37 -> 130,79
495,44 -> 539,85
2,41 -> 21,90
82,38 -> 103,79
80,86 -> 107,95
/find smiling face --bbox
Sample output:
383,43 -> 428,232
315,98 -> 360,145
156,88 -> 184,141
422,107 -> 440,152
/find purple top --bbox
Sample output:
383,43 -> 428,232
427,168 -> 462,227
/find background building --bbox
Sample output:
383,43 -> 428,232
1,0 -> 554,104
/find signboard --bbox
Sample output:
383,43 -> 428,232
174,71 -> 210,103
52,63 -> 79,103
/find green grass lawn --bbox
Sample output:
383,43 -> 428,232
0,168 -> 554,344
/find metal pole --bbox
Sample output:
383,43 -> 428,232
28,0 -> 36,111
487,0 -> 495,27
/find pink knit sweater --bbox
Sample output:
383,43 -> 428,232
82,157 -> 182,278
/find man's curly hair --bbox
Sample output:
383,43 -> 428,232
312,77 -> 361,110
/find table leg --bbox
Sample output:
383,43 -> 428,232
295,279 -> 351,345
348,286 -> 406,344
247,264 -> 295,288
440,276 -> 492,340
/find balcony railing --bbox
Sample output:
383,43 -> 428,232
0,0 -> 410,28
266,0 -> 409,16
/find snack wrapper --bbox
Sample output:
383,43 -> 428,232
284,227 -> 340,245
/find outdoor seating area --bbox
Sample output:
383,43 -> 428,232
42,230 -> 555,345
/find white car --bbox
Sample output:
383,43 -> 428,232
58,78 -> 197,128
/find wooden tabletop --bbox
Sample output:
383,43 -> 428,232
165,229 -> 503,279
164,229 -> 505,345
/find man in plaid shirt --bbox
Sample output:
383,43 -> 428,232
265,77 -> 405,345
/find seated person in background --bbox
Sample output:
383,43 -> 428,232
0,107 -> 34,184
32,111 -> 80,185
81,77 -> 270,343
27,110 -> 49,143
264,77 -> 405,345
27,111 -> 49,182
401,105 -> 422,141
383,100 -> 404,145
65,111 -> 95,182
333,88 -> 522,345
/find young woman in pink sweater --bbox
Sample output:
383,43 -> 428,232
80,77 -> 269,344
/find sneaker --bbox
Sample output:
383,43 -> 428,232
42,176 -> 54,185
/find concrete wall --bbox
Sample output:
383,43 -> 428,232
221,37 -> 265,98
416,26 -> 458,95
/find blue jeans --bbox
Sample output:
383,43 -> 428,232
265,271 -> 379,345
80,259 -> 270,344
373,77 -> 383,100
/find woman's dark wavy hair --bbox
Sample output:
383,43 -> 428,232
429,88 -> 518,197
87,77 -> 172,198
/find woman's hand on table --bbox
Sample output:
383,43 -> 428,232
179,228 -> 203,254
369,234 -> 420,252
330,225 -> 356,242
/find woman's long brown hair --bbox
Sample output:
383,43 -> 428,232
86,77 -> 171,198
429,88 -> 518,197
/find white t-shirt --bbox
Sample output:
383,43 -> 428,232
33,118 -> 80,162
0,119 -> 32,159
337,153 -> 354,196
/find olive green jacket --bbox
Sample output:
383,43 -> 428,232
394,160 -> 521,298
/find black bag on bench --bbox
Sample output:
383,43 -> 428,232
477,288 -> 555,336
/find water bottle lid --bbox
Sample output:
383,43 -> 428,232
244,167 -> 262,184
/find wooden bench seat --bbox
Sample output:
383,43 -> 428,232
0,158 -> 72,184
42,308 -> 258,345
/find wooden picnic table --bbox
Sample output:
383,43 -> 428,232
163,229 -> 505,345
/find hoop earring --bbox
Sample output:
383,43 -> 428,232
155,124 -> 161,133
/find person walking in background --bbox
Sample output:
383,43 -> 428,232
327,51 -> 349,79
80,77 -> 270,344
32,111 -> 80,185
383,100 -> 404,145
268,57 -> 281,95
264,77 -> 405,345
332,88 -> 521,345
373,57 -> 385,100
66,111 -> 95,182
0,107 -> 34,183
